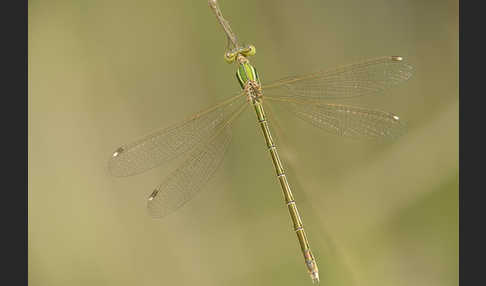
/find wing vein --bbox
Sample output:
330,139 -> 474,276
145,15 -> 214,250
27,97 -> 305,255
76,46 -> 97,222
108,93 -> 246,177
263,56 -> 413,100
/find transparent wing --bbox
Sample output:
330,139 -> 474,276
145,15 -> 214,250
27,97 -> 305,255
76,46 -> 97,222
147,124 -> 233,219
108,94 -> 246,177
266,97 -> 406,139
263,56 -> 413,100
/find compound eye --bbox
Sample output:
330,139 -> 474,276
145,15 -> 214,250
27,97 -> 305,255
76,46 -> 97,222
224,51 -> 237,63
241,45 -> 256,57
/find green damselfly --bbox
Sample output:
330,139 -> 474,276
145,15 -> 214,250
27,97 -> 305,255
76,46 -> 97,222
109,0 -> 413,283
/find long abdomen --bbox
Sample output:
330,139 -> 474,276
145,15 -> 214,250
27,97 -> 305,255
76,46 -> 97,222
252,98 -> 319,283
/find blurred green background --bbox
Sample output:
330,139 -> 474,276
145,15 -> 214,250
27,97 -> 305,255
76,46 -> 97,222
29,0 -> 458,285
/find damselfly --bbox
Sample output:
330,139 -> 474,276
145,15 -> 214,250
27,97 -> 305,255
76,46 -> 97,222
108,0 -> 413,283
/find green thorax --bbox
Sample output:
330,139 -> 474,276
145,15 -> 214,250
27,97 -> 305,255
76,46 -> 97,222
236,61 -> 260,89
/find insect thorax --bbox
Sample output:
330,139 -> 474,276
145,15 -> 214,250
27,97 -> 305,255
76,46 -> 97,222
236,61 -> 260,90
